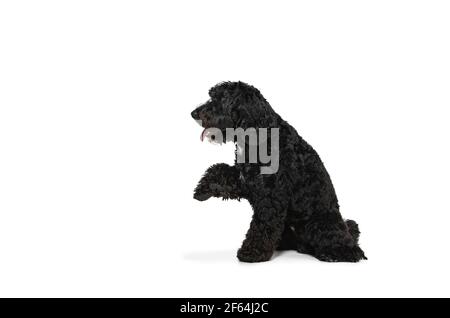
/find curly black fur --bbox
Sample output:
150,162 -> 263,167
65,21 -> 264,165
191,81 -> 367,263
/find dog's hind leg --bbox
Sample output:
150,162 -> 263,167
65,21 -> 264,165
303,213 -> 367,262
194,163 -> 245,201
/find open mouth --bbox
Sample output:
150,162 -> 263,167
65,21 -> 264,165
194,119 -> 212,142
200,128 -> 208,141
194,119 -> 225,144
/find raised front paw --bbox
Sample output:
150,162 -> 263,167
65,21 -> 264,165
194,182 -> 231,201
193,183 -> 213,201
237,246 -> 273,263
193,163 -> 241,201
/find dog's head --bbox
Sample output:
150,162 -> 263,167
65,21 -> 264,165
191,81 -> 278,142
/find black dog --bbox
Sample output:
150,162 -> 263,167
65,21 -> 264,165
191,82 -> 366,263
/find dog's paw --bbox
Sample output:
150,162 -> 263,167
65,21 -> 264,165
194,182 -> 228,201
193,190 -> 212,201
193,182 -> 215,201
237,248 -> 273,263
315,246 -> 367,263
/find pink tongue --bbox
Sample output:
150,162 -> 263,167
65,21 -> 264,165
200,128 -> 207,141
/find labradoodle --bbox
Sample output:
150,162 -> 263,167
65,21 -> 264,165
191,81 -> 366,263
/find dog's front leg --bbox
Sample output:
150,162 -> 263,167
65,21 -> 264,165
237,190 -> 288,263
194,163 -> 244,201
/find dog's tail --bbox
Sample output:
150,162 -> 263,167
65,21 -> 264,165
346,219 -> 360,244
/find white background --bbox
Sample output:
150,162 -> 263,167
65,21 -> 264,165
1,1 -> 449,297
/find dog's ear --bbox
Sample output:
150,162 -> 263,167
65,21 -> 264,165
233,89 -> 277,129
221,90 -> 235,112
209,83 -> 236,114
209,83 -> 251,127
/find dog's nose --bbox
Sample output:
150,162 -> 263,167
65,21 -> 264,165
191,109 -> 200,120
